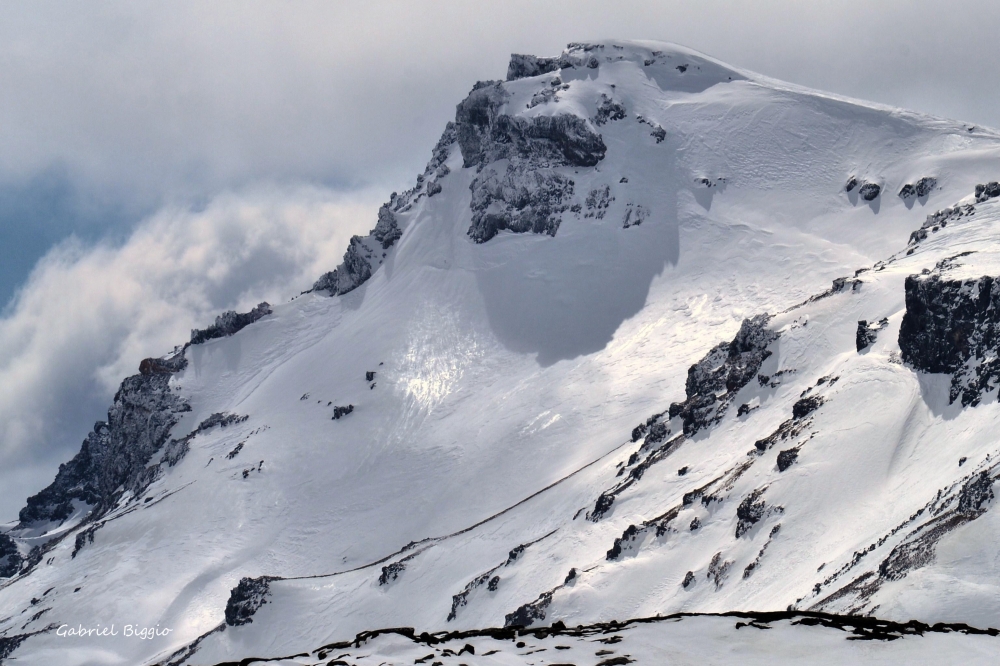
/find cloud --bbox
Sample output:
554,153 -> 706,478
0,185 -> 379,521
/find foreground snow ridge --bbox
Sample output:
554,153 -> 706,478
5,39 -> 1000,664
202,611 -> 1000,666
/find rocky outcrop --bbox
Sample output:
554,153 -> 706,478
975,181 -> 1000,203
908,204 -> 975,245
190,303 -> 272,345
504,591 -> 553,628
899,177 -> 937,200
312,123 -> 458,297
594,94 -> 626,126
506,46 -> 600,81
18,354 -> 190,527
856,318 -> 888,351
225,576 -> 273,626
467,165 -> 575,243
0,533 -> 22,578
669,315 -> 778,435
311,205 -> 403,297
735,489 -> 783,538
899,267 -> 1000,406
845,177 -> 880,201
456,82 -> 606,171
453,79 -> 607,241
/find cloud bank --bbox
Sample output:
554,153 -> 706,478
0,186 -> 378,521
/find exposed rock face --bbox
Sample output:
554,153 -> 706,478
669,315 -> 778,435
899,177 -> 937,200
777,448 -> 799,472
594,94 -> 626,126
225,576 -> 273,626
504,591 -> 553,628
899,269 -> 1000,406
467,165 -> 575,243
312,123 -> 458,297
736,489 -> 783,538
974,181 -> 1000,203
453,80 -> 605,243
190,302 -> 272,345
18,355 -> 190,526
856,318 -> 888,352
0,533 -> 22,578
312,205 -> 402,297
908,204 -> 975,245
456,82 -> 606,171
859,182 -> 881,201
845,177 -> 880,200
506,47 -> 600,81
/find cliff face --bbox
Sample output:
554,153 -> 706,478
17,356 -> 189,527
899,266 -> 1000,406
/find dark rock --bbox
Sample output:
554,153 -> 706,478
975,181 -> 1000,203
909,204 -> 975,245
845,176 -> 859,192
777,448 -> 799,472
467,164 -> 574,243
916,177 -> 937,197
898,183 -> 916,199
678,466 -> 689,476
0,533 -> 22,578
856,318 -> 888,351
669,315 -> 777,435
792,396 -> 823,419
455,81 -> 606,170
707,552 -> 732,588
606,524 -> 639,560
957,471 -> 994,516
19,356 -> 190,527
190,303 -> 272,345
504,591 -> 553,628
899,269 -> 1000,405
488,575 -> 500,591
736,489 -> 783,538
564,568 -> 577,584
225,576 -> 273,626
366,371 -> 376,382
682,571 -> 695,588
622,204 -> 648,229
689,517 -> 701,531
506,544 -> 526,565
585,186 -> 614,219
594,94 -> 626,125
332,405 -> 354,420
138,355 -> 187,376
379,561 -> 406,585
859,182 -> 881,201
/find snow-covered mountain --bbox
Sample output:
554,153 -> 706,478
4,40 -> 1000,665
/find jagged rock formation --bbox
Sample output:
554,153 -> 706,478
190,303 -> 272,345
225,576 -> 273,626
0,533 -> 21,578
506,45 -> 601,81
899,263 -> 1000,406
18,354 -> 190,527
899,177 -> 937,200
856,318 -> 888,351
454,79 -> 606,243
975,181 -> 1000,203
669,315 -> 777,435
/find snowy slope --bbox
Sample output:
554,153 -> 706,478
4,40 -> 1000,665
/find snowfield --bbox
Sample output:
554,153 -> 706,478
4,40 -> 1000,665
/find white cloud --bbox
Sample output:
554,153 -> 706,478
0,185 -> 379,521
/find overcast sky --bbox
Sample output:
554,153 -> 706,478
2,0 -> 999,521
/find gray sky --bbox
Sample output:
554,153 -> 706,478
1,0 -> 999,521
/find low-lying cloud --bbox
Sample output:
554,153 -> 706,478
0,185 -> 379,521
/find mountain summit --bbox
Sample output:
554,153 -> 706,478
4,40 -> 1000,664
